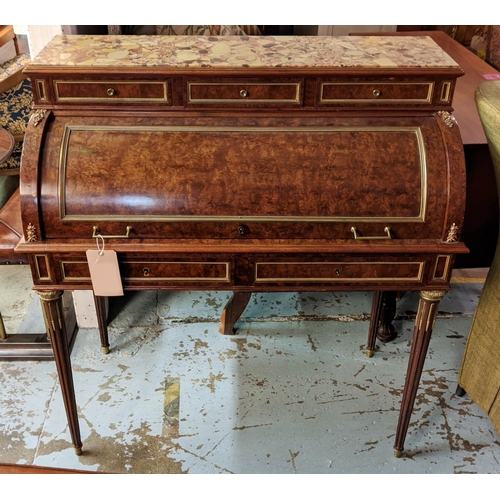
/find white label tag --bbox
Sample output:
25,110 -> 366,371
86,249 -> 124,296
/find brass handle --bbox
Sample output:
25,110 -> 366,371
143,267 -> 150,277
351,226 -> 392,240
372,89 -> 381,97
107,88 -> 115,96
239,89 -> 249,97
92,226 -> 132,239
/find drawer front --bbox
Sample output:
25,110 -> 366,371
254,261 -> 425,283
54,80 -> 169,104
59,259 -> 231,284
319,81 -> 434,105
121,261 -> 230,282
187,81 -> 302,106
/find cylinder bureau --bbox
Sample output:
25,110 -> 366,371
18,34 -> 468,457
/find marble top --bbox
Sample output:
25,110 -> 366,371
28,35 -> 460,70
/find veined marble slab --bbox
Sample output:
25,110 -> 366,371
28,35 -> 460,70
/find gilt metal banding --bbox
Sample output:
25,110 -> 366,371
351,226 -> 392,240
92,226 -> 132,239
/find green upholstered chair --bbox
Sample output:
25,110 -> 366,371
459,81 -> 500,434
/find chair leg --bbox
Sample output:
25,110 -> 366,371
367,290 -> 384,357
377,291 -> 398,342
219,292 -> 251,335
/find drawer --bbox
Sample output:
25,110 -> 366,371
59,259 -> 230,284
254,261 -> 425,283
53,80 -> 169,104
187,80 -> 302,106
121,260 -> 230,282
319,81 -> 434,105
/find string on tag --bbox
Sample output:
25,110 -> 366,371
95,234 -> 105,264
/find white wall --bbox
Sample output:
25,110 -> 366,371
26,25 -> 63,57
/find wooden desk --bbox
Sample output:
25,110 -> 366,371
19,34 -> 468,458
352,31 -> 500,268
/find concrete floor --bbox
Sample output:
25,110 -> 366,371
1,265 -> 499,474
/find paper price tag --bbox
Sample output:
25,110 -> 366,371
86,249 -> 124,296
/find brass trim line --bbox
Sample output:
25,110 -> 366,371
60,260 -> 230,282
427,302 -> 437,330
53,80 -> 169,103
432,255 -> 451,282
319,82 -> 435,104
0,312 -> 6,340
36,79 -> 47,102
58,125 -> 428,224
60,261 -> 92,282
124,261 -> 231,282
187,82 -> 301,104
34,254 -> 52,282
440,82 -> 452,103
254,261 -> 424,283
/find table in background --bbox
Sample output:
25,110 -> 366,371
352,30 -> 500,268
0,128 -> 14,164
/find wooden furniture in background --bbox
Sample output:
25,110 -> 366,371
0,25 -> 33,177
354,30 -> 500,345
352,30 -> 500,269
19,34 -> 467,458
0,187 -> 77,360
0,128 -> 14,163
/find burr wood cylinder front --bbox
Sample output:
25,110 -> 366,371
22,111 -> 465,244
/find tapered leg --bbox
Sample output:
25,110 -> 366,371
37,290 -> 82,455
93,294 -> 110,354
219,292 -> 252,335
366,290 -> 384,357
393,290 -> 446,458
377,291 -> 398,342
0,312 -> 6,340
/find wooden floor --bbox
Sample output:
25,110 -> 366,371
0,463 -> 99,473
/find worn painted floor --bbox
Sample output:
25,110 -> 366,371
1,266 -> 499,474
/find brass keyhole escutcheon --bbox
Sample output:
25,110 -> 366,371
240,89 -> 249,97
373,89 -> 381,97
237,225 -> 249,236
107,88 -> 115,96
335,269 -> 340,276
143,267 -> 150,277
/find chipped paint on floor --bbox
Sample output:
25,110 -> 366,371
0,266 -> 499,473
